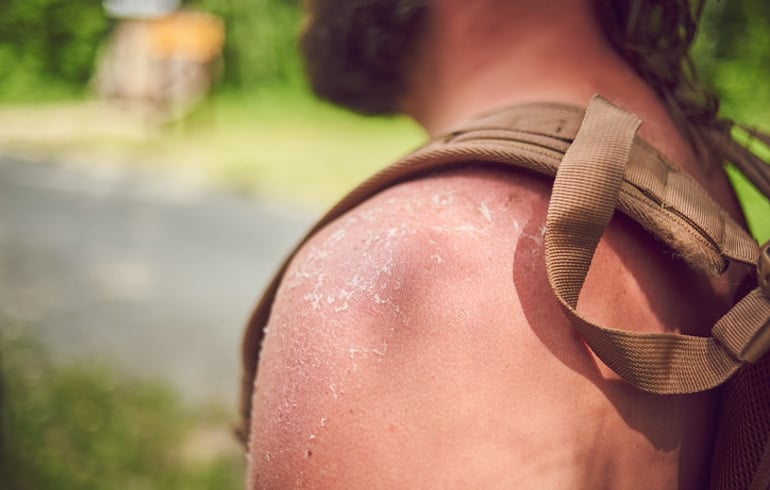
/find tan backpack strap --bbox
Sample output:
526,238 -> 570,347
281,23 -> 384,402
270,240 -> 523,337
434,104 -> 760,275
544,95 -> 770,394
546,96 -> 642,305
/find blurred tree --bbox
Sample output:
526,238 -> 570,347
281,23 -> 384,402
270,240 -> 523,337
694,0 -> 770,123
693,0 -> 770,242
189,0 -> 304,91
0,0 -> 110,100
0,0 -> 767,110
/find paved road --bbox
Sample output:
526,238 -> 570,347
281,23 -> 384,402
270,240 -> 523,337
0,155 -> 314,405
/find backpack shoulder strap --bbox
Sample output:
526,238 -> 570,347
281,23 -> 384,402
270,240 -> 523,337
238,95 -> 770,442
542,96 -> 770,394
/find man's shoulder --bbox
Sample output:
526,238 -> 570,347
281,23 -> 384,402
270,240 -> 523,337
274,167 -> 552,328
274,159 -> 736,341
251,165 -> 727,486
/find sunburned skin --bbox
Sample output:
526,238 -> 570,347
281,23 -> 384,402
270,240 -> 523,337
247,166 -> 737,489
252,170 -> 529,468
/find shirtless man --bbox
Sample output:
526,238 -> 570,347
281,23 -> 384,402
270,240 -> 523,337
245,1 -> 749,487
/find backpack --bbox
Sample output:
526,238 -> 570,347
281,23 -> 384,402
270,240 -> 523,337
239,95 -> 770,488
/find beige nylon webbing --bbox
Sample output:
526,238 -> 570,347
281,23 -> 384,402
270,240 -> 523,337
239,95 -> 770,438
543,96 -> 769,393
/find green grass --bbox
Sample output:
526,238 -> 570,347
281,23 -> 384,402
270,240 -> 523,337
728,166 -> 770,244
167,90 -> 425,206
0,330 -> 243,490
0,90 -> 423,210
175,91 -> 770,240
0,88 -> 766,237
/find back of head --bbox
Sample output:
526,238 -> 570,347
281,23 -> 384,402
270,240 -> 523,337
301,0 -> 728,163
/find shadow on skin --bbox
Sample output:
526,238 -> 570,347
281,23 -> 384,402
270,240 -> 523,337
512,190 -> 717,487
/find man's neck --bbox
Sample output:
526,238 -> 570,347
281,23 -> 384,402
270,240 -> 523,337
398,2 -> 680,155
397,0 -> 747,229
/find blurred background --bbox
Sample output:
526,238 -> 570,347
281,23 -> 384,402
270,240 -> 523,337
0,0 -> 768,488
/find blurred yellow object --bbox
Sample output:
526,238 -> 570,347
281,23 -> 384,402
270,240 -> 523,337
148,11 -> 225,63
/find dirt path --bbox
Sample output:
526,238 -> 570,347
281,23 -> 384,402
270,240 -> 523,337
0,154 -> 312,405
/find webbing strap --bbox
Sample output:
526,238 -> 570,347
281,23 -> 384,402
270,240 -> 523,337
546,96 -> 641,307
545,96 -> 758,393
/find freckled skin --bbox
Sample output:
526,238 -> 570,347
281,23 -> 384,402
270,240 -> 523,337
248,168 -> 732,489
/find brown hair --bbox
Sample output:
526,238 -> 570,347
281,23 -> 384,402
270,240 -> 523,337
596,0 -> 770,232
594,0 -> 731,169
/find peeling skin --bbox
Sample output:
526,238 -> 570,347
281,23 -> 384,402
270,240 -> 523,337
250,168 -> 543,486
479,200 -> 493,223
281,176 -> 515,332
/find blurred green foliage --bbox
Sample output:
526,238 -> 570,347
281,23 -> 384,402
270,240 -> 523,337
0,0 -> 768,112
0,332 -> 242,490
691,1 -> 770,241
0,0 -> 304,102
694,0 -> 770,123
0,0 -> 110,101
189,0 -> 304,90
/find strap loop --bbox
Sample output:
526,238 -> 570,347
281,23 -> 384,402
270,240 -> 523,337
545,95 -> 641,307
712,288 -> 770,363
544,95 -> 758,393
